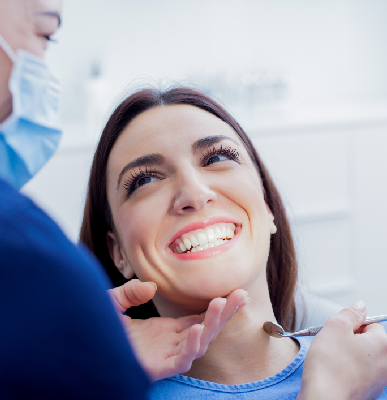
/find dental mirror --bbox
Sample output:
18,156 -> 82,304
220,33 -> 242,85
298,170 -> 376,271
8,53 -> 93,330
262,321 -> 285,338
263,315 -> 387,339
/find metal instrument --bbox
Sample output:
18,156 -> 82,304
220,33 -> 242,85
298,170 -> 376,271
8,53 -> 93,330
263,315 -> 387,338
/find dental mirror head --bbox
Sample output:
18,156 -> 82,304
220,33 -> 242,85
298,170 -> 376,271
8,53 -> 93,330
263,321 -> 285,338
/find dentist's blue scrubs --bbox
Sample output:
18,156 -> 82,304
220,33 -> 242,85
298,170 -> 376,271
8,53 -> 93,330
0,177 -> 150,399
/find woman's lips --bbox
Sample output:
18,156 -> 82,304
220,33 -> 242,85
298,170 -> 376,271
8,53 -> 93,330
169,229 -> 241,261
169,222 -> 237,254
169,216 -> 240,244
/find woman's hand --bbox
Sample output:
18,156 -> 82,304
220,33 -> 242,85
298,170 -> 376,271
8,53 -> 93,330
108,280 -> 248,382
298,301 -> 387,400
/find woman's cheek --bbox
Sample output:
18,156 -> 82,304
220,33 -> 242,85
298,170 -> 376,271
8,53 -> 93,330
121,194 -> 165,257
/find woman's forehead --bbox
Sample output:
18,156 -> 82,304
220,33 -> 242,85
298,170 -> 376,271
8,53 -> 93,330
116,104 -> 240,151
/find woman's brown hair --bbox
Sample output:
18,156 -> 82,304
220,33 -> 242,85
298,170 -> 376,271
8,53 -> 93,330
80,87 -> 298,331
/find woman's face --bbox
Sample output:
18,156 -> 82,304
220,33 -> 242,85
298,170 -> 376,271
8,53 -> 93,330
106,105 -> 276,317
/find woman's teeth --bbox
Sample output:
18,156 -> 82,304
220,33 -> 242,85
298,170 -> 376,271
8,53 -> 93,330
171,223 -> 236,254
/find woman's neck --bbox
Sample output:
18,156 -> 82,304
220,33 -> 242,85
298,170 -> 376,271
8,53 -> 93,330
182,287 -> 299,385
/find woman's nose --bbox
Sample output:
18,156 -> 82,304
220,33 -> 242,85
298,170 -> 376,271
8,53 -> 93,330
173,170 -> 217,214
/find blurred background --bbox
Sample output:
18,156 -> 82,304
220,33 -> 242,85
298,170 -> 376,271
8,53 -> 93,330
22,0 -> 387,316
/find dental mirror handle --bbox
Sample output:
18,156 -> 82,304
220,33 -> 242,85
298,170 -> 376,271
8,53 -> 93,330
284,315 -> 387,338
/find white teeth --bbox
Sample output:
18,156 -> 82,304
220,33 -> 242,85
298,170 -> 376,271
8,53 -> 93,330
174,236 -> 231,254
197,232 -> 208,246
206,228 -> 216,243
183,238 -> 192,250
190,235 -> 199,247
172,223 -> 238,254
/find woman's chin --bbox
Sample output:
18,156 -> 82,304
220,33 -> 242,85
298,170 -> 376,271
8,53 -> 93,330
175,278 -> 245,302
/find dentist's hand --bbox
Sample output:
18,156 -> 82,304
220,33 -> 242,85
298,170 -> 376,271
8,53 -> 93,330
109,280 -> 248,382
297,301 -> 387,400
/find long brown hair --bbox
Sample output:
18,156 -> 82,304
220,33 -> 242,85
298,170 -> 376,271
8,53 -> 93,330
80,87 -> 298,331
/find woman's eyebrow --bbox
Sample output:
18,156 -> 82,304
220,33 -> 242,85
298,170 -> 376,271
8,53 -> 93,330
116,153 -> 165,190
38,11 -> 62,28
192,135 -> 239,152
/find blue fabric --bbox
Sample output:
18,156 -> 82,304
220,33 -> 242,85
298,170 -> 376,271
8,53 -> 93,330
151,325 -> 387,399
0,178 -> 150,399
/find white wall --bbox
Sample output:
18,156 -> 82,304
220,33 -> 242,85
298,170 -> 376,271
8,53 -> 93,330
22,0 -> 387,317
47,0 -> 387,126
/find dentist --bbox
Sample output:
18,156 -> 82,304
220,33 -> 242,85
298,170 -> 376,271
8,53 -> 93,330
0,1 -> 387,399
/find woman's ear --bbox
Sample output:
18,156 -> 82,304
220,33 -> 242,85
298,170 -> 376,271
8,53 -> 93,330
106,232 -> 135,279
265,204 -> 277,235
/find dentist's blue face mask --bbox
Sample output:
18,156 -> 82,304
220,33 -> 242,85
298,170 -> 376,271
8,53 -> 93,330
0,34 -> 62,190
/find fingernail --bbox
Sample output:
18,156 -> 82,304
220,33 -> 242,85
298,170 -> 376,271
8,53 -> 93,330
221,298 -> 227,311
351,300 -> 366,312
236,297 -> 251,310
237,291 -> 248,307
151,282 -> 157,291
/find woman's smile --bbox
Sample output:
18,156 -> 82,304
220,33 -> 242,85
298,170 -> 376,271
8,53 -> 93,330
170,222 -> 236,254
167,217 -> 242,260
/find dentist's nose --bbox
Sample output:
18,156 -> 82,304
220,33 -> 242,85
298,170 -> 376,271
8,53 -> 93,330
173,170 -> 217,214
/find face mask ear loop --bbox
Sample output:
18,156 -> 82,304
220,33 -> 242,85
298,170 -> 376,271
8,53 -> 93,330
0,34 -> 16,63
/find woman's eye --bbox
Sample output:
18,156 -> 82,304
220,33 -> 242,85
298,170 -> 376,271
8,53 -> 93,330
207,154 -> 231,165
123,170 -> 161,196
136,175 -> 157,188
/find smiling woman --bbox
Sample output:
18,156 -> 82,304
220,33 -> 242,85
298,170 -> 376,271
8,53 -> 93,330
80,88 -> 297,327
80,87 -> 303,395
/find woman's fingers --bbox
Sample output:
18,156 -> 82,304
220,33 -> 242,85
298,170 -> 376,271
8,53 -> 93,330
218,289 -> 248,327
173,289 -> 247,338
173,325 -> 204,374
196,289 -> 248,358
147,324 -> 204,382
108,279 -> 157,313
204,289 -> 248,344
357,320 -> 386,335
195,298 -> 225,358
174,314 -> 204,333
321,300 -> 366,338
127,289 -> 249,382
298,301 -> 387,400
